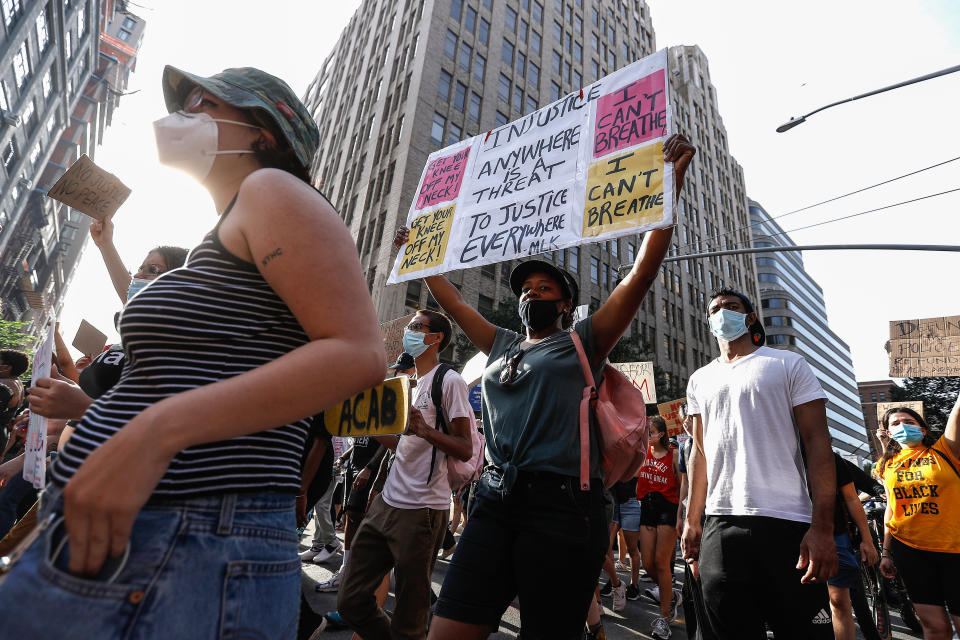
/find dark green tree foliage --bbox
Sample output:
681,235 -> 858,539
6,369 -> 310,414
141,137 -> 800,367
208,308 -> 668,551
0,320 -> 37,383
890,376 -> 960,431
452,296 -> 522,369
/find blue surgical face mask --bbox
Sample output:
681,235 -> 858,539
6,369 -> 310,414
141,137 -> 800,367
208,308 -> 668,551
126,277 -> 152,302
889,423 -> 924,447
709,309 -> 749,341
402,329 -> 433,358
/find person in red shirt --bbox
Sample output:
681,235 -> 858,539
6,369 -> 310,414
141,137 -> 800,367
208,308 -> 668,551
637,416 -> 682,639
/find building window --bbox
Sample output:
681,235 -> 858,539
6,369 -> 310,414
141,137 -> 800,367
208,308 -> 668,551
871,392 -> 877,402
459,41 -> 472,70
529,62 -> 540,89
13,42 -> 30,88
761,298 -> 789,309
763,316 -> 792,328
36,9 -> 49,51
553,21 -> 562,43
444,31 -> 457,59
756,257 -> 776,267
437,69 -> 451,101
469,92 -> 482,121
550,81 -> 561,101
473,53 -> 486,82
505,5 -> 517,31
450,0 -> 462,21
122,16 -> 137,30
482,0 -> 492,9
530,29 -> 541,54
431,112 -> 446,144
478,294 -> 494,314
517,51 -> 526,78
574,42 -> 583,64
478,17 -> 490,45
498,73 -> 511,102
495,110 -> 508,126
465,5 -> 477,33
552,50 -> 561,74
77,4 -> 85,36
590,256 -> 599,284
447,122 -> 462,145
879,392 -> 886,401
758,273 -> 782,285
502,39 -> 514,66
513,85 -> 523,112
2,0 -> 23,28
481,264 -> 496,279
532,1 -> 543,23
2,138 -> 17,169
519,18 -> 528,43
768,335 -> 797,346
454,81 -> 467,110
569,246 -> 579,273
525,95 -> 537,113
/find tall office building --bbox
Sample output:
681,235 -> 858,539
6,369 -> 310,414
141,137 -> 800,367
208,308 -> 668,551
0,0 -> 144,331
304,0 -> 758,392
750,199 -> 870,459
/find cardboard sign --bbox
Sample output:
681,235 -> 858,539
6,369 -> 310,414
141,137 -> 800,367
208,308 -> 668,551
24,321 -> 56,489
657,398 -> 686,437
387,50 -> 673,284
321,376 -> 410,437
610,361 -> 657,403
888,316 -> 960,377
46,154 -> 131,220
71,319 -> 108,356
381,313 -> 417,363
876,400 -> 924,423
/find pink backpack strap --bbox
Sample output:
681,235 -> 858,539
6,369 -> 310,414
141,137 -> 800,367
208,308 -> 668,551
569,331 -> 594,491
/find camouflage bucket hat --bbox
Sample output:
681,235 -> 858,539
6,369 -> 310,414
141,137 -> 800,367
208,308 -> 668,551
161,65 -> 319,171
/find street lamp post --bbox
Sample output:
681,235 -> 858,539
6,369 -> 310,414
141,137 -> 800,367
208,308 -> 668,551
776,63 -> 960,132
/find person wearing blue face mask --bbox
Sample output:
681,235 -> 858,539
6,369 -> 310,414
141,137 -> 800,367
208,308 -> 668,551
876,401 -> 960,640
683,287 -> 838,640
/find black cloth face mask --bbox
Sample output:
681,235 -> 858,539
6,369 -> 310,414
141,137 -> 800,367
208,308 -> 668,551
518,299 -> 564,332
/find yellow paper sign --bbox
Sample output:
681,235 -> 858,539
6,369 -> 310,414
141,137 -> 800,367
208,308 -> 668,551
322,376 -> 410,437
398,204 -> 455,275
46,154 -> 131,220
583,143 -> 664,237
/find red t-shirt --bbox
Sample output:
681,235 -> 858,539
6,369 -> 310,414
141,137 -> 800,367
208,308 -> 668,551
636,445 -> 679,503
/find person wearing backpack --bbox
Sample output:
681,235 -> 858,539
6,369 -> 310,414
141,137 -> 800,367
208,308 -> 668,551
394,134 -> 695,639
338,310 -> 474,640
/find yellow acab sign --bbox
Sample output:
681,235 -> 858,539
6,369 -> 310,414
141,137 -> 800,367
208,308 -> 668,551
322,376 -> 410,437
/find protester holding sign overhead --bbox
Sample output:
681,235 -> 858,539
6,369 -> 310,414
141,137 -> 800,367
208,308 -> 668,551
393,133 -> 694,640
0,66 -> 385,639
877,399 -> 960,640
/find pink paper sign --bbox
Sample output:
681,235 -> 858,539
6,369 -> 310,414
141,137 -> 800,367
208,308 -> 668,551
593,69 -> 667,158
416,147 -> 471,210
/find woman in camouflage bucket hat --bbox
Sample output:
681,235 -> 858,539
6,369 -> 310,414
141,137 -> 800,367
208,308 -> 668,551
0,67 -> 385,639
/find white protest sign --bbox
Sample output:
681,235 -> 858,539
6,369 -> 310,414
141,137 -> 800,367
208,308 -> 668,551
460,350 -> 488,388
24,320 -> 55,489
610,361 -> 657,403
388,50 -> 672,284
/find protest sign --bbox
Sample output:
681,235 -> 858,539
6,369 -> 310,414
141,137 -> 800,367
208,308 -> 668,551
381,313 -> 417,363
888,316 -> 960,377
468,384 -> 483,413
657,398 -> 687,437
610,361 -> 657,403
46,155 -> 131,220
388,50 -> 672,284
321,376 -> 410,437
876,400 -> 924,423
24,321 -> 55,489
72,319 -> 108,356
460,350 -> 488,388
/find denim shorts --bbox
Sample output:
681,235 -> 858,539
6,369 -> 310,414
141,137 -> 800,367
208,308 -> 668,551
0,488 -> 301,638
827,532 -> 860,589
612,497 -> 642,532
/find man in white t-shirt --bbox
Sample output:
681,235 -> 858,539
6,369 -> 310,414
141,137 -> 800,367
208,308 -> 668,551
681,288 -> 838,640
339,310 -> 473,640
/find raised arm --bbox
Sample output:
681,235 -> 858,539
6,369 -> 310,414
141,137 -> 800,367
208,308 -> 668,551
591,134 -> 695,360
394,228 -> 497,354
945,390 -> 959,459
89,216 -> 132,304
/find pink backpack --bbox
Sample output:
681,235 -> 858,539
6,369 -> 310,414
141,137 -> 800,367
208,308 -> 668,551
570,332 -> 649,491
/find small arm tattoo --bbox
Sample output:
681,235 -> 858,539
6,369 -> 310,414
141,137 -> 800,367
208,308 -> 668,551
261,247 -> 283,267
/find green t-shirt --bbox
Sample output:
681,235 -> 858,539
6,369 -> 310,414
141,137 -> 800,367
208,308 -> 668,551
482,317 -> 605,480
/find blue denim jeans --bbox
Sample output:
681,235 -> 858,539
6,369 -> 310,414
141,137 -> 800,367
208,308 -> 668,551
0,489 -> 300,638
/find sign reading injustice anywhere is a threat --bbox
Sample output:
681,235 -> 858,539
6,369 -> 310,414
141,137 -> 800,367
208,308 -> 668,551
388,50 -> 673,284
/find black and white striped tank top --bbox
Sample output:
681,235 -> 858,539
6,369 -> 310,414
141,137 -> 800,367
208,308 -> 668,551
50,207 -> 311,497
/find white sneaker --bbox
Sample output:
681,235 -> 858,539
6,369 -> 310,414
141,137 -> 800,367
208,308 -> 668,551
651,615 -> 671,639
314,572 -> 342,592
614,560 -> 629,571
611,580 -> 627,612
299,547 -> 324,561
313,540 -> 343,563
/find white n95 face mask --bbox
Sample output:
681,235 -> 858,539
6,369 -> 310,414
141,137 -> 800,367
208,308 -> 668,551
153,111 -> 260,182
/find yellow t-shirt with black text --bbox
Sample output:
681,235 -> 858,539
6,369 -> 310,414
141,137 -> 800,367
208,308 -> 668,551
881,438 -> 960,553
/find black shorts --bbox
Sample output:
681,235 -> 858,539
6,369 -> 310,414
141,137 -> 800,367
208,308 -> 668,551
639,491 -> 678,527
888,536 -> 960,610
344,469 -> 373,513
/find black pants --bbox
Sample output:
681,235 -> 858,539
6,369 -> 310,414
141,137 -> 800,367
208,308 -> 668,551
699,515 -> 833,640
435,470 -> 609,640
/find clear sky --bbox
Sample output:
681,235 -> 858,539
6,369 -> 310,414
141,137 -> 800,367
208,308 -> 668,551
60,0 -> 958,383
